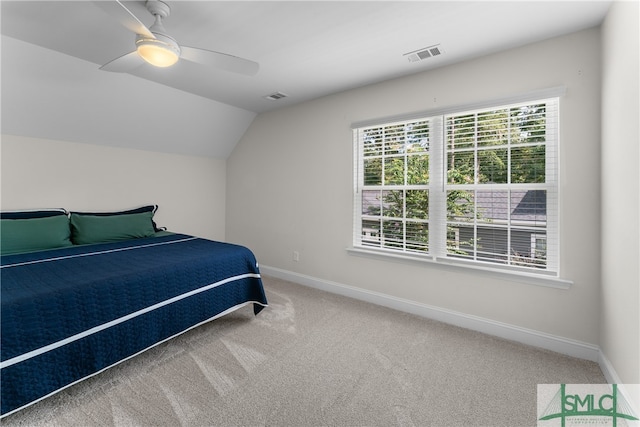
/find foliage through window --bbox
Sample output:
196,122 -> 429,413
353,98 -> 559,275
360,121 -> 430,253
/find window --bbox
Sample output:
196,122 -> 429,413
358,120 -> 431,253
353,97 -> 559,277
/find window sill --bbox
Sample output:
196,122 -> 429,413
346,246 -> 573,289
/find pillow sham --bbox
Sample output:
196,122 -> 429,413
1,214 -> 73,255
70,211 -> 157,245
71,205 -> 157,217
71,205 -> 161,231
0,208 -> 68,220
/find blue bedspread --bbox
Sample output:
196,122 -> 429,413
0,233 -> 267,416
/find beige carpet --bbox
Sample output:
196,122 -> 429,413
2,276 -> 605,426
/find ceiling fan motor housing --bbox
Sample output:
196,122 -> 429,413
145,0 -> 171,20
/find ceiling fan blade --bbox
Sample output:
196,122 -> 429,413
100,51 -> 144,72
180,46 -> 259,76
93,0 -> 155,38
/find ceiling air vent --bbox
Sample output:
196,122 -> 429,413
264,92 -> 288,101
404,44 -> 444,63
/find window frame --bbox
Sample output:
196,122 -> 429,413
350,89 -> 569,288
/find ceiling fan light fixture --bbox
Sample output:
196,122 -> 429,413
98,0 -> 259,75
136,35 -> 180,68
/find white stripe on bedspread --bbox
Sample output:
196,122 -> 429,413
0,237 -> 199,269
0,297 -> 268,419
0,273 -> 261,369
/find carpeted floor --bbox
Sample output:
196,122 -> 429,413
1,276 -> 605,426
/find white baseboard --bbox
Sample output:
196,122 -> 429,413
260,265 -> 601,362
598,354 -> 640,420
598,351 -> 622,384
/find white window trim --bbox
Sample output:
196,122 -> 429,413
346,246 -> 572,289
350,88 -> 570,289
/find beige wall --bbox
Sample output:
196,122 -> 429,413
1,135 -> 226,241
227,28 -> 603,345
600,1 -> 640,384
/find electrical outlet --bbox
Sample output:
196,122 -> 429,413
293,251 -> 300,262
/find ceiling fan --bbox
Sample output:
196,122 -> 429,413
95,0 -> 259,75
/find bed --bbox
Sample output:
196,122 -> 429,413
0,207 -> 268,417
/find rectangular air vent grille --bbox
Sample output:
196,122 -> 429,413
404,44 -> 444,63
264,92 -> 288,101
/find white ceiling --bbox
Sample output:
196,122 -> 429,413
1,1 -> 612,157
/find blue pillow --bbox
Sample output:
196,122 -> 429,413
70,205 -> 161,231
0,208 -> 68,220
71,205 -> 157,217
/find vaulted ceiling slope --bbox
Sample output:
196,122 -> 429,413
1,1 -> 611,158
1,36 -> 255,158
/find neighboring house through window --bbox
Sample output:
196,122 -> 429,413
352,95 -> 559,278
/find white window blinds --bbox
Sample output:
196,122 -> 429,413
353,97 -> 560,276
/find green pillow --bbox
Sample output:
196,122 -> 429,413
1,215 -> 73,255
70,211 -> 156,245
